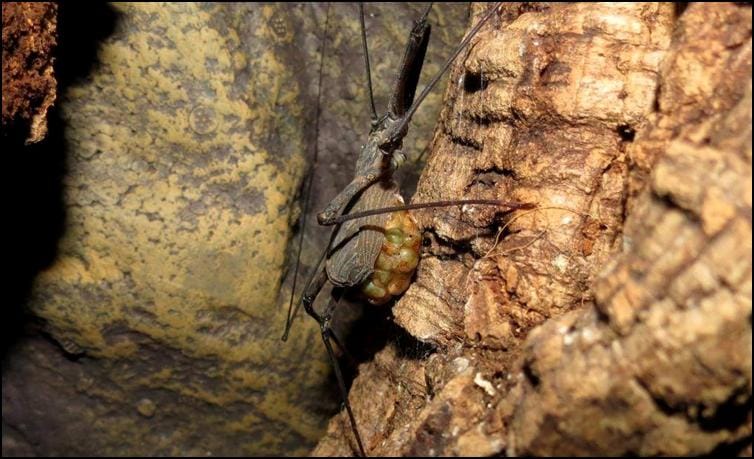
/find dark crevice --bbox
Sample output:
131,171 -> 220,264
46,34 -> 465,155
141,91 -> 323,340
632,374 -> 752,436
337,295 -> 390,377
422,228 -> 476,261
655,191 -> 703,225
334,299 -> 434,386
652,81 -> 663,113
467,114 -> 493,127
447,133 -> 483,151
394,326 -> 437,360
617,124 -> 636,142
698,390 -> 751,432
521,357 -> 541,387
674,3 -> 689,18
517,3 -> 551,15
462,71 -> 489,93
56,4 -> 120,88
701,435 -> 752,457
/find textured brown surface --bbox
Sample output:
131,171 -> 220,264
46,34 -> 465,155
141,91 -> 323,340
314,2 -> 751,456
2,2 -> 57,143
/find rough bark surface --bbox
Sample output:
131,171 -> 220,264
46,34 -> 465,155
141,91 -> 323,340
314,2 -> 752,456
2,2 -> 57,143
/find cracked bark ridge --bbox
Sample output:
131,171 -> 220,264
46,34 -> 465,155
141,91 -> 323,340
2,2 -> 57,143
506,5 -> 752,455
313,2 -> 751,456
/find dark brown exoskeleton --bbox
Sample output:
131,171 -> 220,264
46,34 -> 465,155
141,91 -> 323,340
281,3 -> 523,455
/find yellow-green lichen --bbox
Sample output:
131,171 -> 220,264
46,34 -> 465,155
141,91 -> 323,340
19,3 -> 469,456
28,3 -> 329,456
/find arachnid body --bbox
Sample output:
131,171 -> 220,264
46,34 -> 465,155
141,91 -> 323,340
282,3 -> 514,455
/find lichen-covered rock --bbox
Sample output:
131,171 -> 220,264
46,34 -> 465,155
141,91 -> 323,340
5,4 -> 327,456
2,3 -> 470,456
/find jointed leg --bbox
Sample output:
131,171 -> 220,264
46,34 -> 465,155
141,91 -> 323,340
321,320 -> 366,456
281,2 -> 332,342
324,321 -> 359,370
324,198 -> 535,226
302,282 -> 367,457
387,2 -> 432,118
392,2 -> 501,138
282,238 -> 332,341
316,167 -> 382,226
359,3 -> 378,123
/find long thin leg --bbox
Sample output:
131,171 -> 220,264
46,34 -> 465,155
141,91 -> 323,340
299,264 -> 329,325
303,286 -> 367,456
321,326 -> 366,457
316,166 -> 383,225
390,2 -> 501,141
322,198 -> 535,226
283,3 -> 332,341
387,2 -> 432,118
359,3 -> 378,122
325,321 -> 359,370
282,237 -> 330,341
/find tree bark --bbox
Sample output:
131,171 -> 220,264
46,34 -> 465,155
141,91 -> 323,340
2,2 -> 57,143
313,3 -> 752,456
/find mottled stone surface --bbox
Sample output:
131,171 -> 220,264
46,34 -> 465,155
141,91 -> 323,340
5,3 -> 327,456
2,3 -> 469,456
